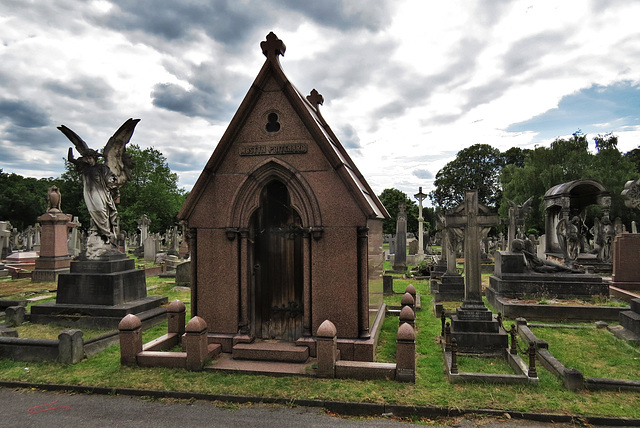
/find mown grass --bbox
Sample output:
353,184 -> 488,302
0,276 -> 638,418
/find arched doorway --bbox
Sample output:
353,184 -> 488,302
251,180 -> 304,341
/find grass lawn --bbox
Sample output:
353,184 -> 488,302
0,275 -> 638,419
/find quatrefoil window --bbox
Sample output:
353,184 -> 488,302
266,112 -> 281,132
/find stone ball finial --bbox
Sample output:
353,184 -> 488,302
185,316 -> 207,333
399,305 -> 415,322
118,314 -> 141,331
316,319 -> 337,338
397,322 -> 415,341
405,284 -> 416,296
167,299 -> 185,313
401,292 -> 415,306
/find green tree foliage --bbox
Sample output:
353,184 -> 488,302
500,132 -> 637,232
0,170 -> 61,230
429,144 -> 504,209
378,188 -> 419,235
116,145 -> 187,234
624,147 -> 640,174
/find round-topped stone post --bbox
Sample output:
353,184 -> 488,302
401,292 -> 415,313
184,316 -> 208,371
399,305 -> 415,328
396,322 -> 416,382
167,300 -> 186,337
316,320 -> 338,378
118,314 -> 142,366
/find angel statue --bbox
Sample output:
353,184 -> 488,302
58,118 -> 140,259
556,215 -> 581,263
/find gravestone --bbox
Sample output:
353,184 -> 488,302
393,203 -> 407,270
414,187 -> 428,257
144,236 -> 158,262
448,190 -> 507,354
408,240 -> 419,255
0,221 -> 11,259
175,260 -> 191,287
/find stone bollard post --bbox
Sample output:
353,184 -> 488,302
5,306 -> 25,327
400,292 -> 415,313
527,342 -> 537,378
118,314 -> 142,366
316,320 -> 338,378
509,324 -> 518,355
58,329 -> 84,364
183,316 -> 208,371
399,305 -> 415,328
167,300 -> 186,338
396,322 -> 416,382
450,338 -> 458,374
440,311 -> 446,336
383,275 -> 394,295
445,322 -> 452,352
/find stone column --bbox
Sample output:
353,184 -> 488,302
357,226 -> 370,339
302,230 -> 312,336
188,228 -> 198,317
239,228 -> 250,334
463,190 -> 482,304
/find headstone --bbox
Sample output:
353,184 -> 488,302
144,236 -> 157,262
389,236 -> 396,255
408,240 -> 419,255
67,216 -> 83,258
393,203 -> 407,270
175,260 -> 191,287
0,221 -> 11,259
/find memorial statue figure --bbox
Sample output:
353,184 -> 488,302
58,118 -> 140,259
556,215 -> 581,262
511,239 -> 584,274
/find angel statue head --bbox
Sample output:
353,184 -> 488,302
59,118 -> 140,259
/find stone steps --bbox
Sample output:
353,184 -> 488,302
232,341 -> 309,363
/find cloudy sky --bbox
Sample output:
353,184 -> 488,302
1,0 -> 639,206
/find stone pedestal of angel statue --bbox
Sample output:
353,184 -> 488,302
59,118 -> 140,259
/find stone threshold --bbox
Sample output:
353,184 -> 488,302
205,353 -> 316,377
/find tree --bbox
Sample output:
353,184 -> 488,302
378,188 -> 419,235
429,144 -> 504,209
116,145 -> 187,234
500,132 -> 637,233
625,147 -> 640,174
0,170 -> 60,230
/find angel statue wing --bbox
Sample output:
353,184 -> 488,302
103,118 -> 140,187
58,124 -> 93,162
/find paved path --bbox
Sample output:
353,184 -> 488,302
0,387 -> 618,428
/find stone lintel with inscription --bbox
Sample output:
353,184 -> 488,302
239,143 -> 308,156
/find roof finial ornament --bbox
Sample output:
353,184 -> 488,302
307,89 -> 324,112
261,32 -> 286,59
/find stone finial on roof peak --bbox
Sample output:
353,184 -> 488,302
307,89 -> 324,111
261,32 -> 286,59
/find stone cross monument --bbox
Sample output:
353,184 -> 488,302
447,190 -> 507,353
414,187 -> 428,258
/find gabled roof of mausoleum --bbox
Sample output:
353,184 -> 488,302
179,32 -> 388,221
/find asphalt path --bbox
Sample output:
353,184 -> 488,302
0,387 -> 621,428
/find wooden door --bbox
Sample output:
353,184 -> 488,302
252,180 -> 303,341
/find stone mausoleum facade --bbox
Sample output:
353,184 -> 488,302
178,33 -> 388,360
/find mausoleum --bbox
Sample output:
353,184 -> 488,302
178,33 -> 388,360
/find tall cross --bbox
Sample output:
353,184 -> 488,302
445,190 -> 499,304
414,187 -> 428,256
261,32 -> 286,59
